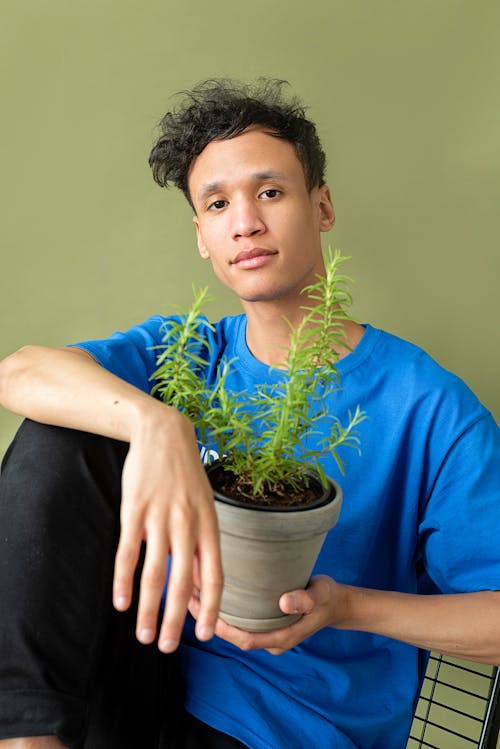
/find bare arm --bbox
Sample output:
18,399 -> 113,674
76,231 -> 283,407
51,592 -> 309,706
0,345 -> 223,651
331,582 -> 500,664
189,576 -> 500,665
0,344 -> 167,437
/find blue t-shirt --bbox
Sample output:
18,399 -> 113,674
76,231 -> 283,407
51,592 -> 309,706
71,314 -> 500,749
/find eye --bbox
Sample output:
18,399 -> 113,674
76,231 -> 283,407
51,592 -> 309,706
260,188 -> 282,199
208,199 -> 227,211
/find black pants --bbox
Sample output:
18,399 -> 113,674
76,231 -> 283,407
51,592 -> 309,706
0,419 -> 246,749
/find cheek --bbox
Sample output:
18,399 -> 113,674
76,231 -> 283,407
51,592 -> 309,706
276,201 -> 315,235
199,236 -> 230,278
198,223 -> 227,258
209,262 -> 235,293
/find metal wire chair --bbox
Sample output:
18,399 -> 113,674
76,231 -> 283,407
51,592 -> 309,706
407,654 -> 500,749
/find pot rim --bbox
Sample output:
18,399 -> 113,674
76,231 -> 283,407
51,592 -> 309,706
206,460 -> 336,512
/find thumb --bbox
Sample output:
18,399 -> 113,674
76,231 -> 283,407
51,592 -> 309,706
279,576 -> 334,615
279,589 -> 315,616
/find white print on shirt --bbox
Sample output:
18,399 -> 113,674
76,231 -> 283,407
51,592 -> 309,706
200,445 -> 220,465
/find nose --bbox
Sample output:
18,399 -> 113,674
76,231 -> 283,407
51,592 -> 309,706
231,196 -> 266,240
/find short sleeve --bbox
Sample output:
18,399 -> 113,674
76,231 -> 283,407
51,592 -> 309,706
418,412 -> 500,594
66,315 -> 166,394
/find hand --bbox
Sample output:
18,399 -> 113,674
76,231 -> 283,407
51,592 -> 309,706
189,575 -> 344,654
112,405 -> 223,652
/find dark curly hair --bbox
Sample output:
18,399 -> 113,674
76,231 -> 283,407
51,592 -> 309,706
148,78 -> 327,209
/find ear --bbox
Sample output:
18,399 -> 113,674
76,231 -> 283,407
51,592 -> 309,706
317,186 -> 335,232
193,215 -> 210,259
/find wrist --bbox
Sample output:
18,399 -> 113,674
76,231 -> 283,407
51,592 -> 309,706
129,396 -> 194,445
328,583 -> 371,631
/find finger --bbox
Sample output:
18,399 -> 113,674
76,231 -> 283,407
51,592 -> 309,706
213,612 -> 315,653
158,530 -> 196,653
135,530 -> 169,644
188,590 -> 201,619
279,575 -> 334,615
194,517 -> 224,642
192,553 -> 202,592
213,618 -> 277,651
279,589 -> 315,616
266,647 -> 286,656
113,522 -> 142,612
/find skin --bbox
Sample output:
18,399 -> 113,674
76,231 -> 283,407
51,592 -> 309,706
0,347 -> 222,652
0,127 -> 499,748
190,127 -> 363,364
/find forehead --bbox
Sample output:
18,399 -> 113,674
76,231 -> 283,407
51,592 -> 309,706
188,128 -> 306,202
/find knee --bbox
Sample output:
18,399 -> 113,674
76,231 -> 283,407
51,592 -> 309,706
2,419 -> 127,474
0,419 -> 128,519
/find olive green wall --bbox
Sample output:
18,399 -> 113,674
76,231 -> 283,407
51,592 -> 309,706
1,0 -> 499,456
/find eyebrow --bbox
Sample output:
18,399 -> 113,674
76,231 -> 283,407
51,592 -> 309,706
197,171 -> 289,203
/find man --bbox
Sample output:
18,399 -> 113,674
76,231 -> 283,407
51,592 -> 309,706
0,78 -> 499,749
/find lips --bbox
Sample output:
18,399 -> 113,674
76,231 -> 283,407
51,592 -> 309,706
231,248 -> 277,264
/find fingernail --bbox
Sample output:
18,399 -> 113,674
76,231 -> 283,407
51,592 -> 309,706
114,596 -> 128,610
138,628 -> 155,644
159,639 -> 178,652
197,625 -> 214,641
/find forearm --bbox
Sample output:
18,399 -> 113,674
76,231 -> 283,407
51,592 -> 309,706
0,343 -> 223,651
210,577 -> 500,662
0,344 -> 170,442
336,584 -> 500,665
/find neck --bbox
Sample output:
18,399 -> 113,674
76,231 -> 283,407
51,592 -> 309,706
241,297 -> 365,367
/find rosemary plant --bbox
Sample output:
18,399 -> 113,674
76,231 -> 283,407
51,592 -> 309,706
151,249 -> 365,504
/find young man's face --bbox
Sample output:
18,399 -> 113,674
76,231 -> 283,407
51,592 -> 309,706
188,128 -> 335,307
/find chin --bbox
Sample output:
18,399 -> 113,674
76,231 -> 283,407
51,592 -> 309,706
215,272 -> 302,305
238,285 -> 301,304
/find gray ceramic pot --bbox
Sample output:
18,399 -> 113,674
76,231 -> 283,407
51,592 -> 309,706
207,464 -> 342,632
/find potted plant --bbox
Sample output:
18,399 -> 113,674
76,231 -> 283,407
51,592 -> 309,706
151,249 -> 365,631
